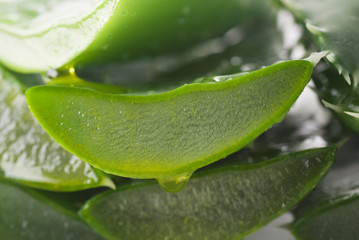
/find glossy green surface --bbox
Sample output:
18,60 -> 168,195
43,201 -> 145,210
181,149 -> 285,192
0,0 -> 260,73
282,0 -> 359,84
26,60 -> 313,192
76,3 -> 285,89
292,197 -> 359,240
0,179 -> 104,240
0,65 -> 114,191
80,147 -> 336,240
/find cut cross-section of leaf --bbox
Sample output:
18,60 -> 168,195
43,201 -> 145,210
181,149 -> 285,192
26,60 -> 314,192
80,147 -> 336,240
0,65 -> 115,191
0,0 -> 261,73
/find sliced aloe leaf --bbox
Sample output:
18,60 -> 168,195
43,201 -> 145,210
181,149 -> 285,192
291,136 -> 359,240
0,0 -> 261,73
281,0 -> 359,84
26,60 -> 313,192
0,179 -> 104,240
0,65 -> 115,191
80,147 -> 336,240
312,63 -> 359,133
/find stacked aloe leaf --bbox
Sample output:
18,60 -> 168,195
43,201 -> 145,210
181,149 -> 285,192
0,0 -> 358,239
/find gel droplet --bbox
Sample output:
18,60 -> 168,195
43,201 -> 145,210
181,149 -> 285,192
156,172 -> 193,193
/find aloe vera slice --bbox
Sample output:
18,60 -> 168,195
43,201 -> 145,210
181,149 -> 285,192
80,147 -> 336,240
26,60 -> 314,192
281,0 -> 359,84
0,0 -> 260,73
0,179 -> 104,240
0,65 -> 114,191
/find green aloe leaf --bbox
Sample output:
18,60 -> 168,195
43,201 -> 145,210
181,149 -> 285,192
291,137 -> 359,240
80,147 -> 336,240
281,0 -> 359,84
312,63 -> 359,133
0,65 -> 115,191
0,0 -> 261,73
292,195 -> 359,240
76,2 -> 286,89
26,60 -> 313,192
0,179 -> 104,240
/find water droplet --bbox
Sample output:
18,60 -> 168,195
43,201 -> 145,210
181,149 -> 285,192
78,111 -> 81,115
71,102 -> 74,105
60,122 -> 63,126
86,123 -> 90,127
68,128 -> 72,132
82,114 -> 85,117
157,172 -> 193,193
304,159 -> 310,168
61,114 -> 64,118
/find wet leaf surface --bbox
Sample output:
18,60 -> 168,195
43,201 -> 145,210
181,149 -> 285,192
27,60 -> 313,192
80,147 -> 336,240
0,65 -> 114,191
0,179 -> 104,240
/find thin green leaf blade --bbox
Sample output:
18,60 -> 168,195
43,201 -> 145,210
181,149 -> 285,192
80,147 -> 336,240
26,60 -> 314,192
0,65 -> 114,191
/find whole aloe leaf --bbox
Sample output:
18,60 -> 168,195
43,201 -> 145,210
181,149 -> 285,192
0,0 -> 261,73
26,60 -> 313,192
0,179 -> 104,240
80,147 -> 336,240
0,65 -> 115,191
281,0 -> 359,84
76,2 -> 286,89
